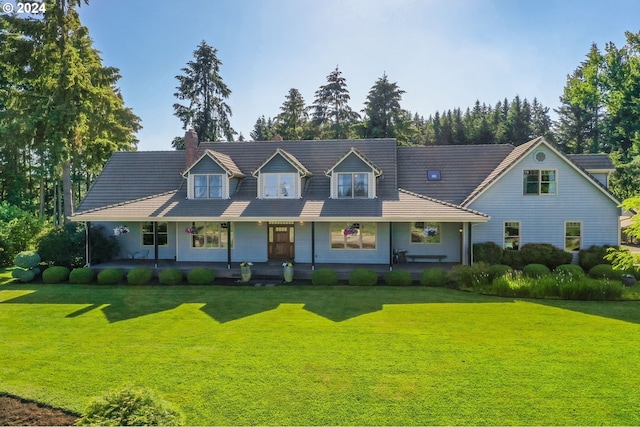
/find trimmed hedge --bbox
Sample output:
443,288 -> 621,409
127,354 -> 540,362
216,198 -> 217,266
588,264 -> 623,280
449,263 -> 490,289
187,268 -> 215,285
12,268 -> 36,283
127,267 -> 154,286
70,267 -> 95,284
522,263 -> 551,278
159,269 -> 184,286
97,268 -> 125,285
420,267 -> 449,287
14,251 -> 41,269
311,268 -> 339,286
488,264 -> 513,282
554,264 -> 585,277
579,245 -> 613,271
348,268 -> 378,286
42,266 -> 70,284
473,241 -> 503,264
385,269 -> 412,286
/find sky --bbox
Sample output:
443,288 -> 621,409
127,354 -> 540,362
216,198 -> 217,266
62,0 -> 640,151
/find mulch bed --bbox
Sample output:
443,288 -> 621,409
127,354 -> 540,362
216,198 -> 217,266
0,394 -> 78,426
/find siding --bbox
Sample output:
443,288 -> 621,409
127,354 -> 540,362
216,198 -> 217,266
97,221 -> 176,260
391,222 -> 462,262
261,155 -> 298,173
312,222 -> 390,264
189,157 -> 226,174
333,153 -> 373,172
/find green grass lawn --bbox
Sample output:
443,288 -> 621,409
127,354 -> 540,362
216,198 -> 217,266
1,269 -> 640,425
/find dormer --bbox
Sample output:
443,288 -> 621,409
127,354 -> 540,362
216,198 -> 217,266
326,147 -> 382,199
183,150 -> 245,199
252,148 -> 312,199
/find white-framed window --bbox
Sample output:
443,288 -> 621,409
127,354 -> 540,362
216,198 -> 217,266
504,221 -> 520,250
411,222 -> 441,244
330,223 -> 376,250
142,222 -> 168,246
523,169 -> 556,195
337,173 -> 370,198
193,174 -> 224,199
565,221 -> 581,251
262,173 -> 296,198
190,222 -> 233,249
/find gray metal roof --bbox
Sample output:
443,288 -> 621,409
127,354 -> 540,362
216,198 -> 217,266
568,153 -> 615,171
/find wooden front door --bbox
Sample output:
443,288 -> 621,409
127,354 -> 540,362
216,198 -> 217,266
268,223 -> 295,260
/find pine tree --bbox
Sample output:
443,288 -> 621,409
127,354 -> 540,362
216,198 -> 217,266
275,88 -> 308,140
311,66 -> 360,139
362,73 -> 406,139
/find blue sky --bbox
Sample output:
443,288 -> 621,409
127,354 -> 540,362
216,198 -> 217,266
71,0 -> 640,151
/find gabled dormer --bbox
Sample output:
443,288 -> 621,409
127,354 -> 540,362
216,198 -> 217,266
183,150 -> 245,199
252,148 -> 312,199
326,147 -> 383,199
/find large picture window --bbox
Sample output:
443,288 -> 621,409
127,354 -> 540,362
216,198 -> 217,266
523,170 -> 556,195
565,221 -> 581,251
330,223 -> 376,250
263,173 -> 296,198
337,173 -> 369,198
194,174 -> 223,199
142,222 -> 168,246
190,222 -> 233,249
504,221 -> 520,250
411,222 -> 441,244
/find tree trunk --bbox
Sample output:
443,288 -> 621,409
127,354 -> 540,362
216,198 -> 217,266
63,159 -> 73,223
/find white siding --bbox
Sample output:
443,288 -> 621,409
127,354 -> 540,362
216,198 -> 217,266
391,222 -> 462,262
96,221 -> 176,260
312,222 -> 390,264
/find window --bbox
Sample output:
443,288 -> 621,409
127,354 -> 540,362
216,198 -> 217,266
411,222 -> 441,244
337,173 -> 369,198
190,222 -> 233,249
565,222 -> 581,251
427,170 -> 441,181
330,223 -> 376,250
142,222 -> 168,246
504,222 -> 520,250
263,173 -> 296,198
523,170 -> 556,195
194,174 -> 223,199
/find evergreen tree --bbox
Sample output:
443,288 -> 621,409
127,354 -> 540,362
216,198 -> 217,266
362,73 -> 406,139
173,40 -> 235,145
311,66 -> 360,139
275,88 -> 308,140
250,116 -> 277,141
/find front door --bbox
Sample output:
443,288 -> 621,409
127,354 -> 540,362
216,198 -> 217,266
268,222 -> 295,260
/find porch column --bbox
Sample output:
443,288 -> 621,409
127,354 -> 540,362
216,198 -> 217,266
85,222 -> 91,267
227,222 -> 231,269
468,223 -> 474,265
389,222 -> 393,271
311,222 -> 315,271
154,221 -> 159,269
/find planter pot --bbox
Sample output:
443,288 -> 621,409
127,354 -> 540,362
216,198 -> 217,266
283,266 -> 294,283
622,274 -> 637,287
240,265 -> 252,283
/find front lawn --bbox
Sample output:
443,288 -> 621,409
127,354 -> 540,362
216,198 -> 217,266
1,270 -> 639,425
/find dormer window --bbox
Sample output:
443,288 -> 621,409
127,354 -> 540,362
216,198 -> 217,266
263,173 -> 296,198
338,173 -> 370,198
253,148 -> 312,199
183,149 -> 245,200
327,147 -> 382,199
194,174 -> 224,199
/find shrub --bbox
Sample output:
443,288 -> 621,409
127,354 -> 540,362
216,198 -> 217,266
38,223 -> 119,268
558,278 -> 623,300
579,245 -> 613,271
488,264 -> 512,282
77,385 -> 184,426
502,249 -> 524,269
449,262 -> 490,289
554,264 -> 585,277
127,268 -> 154,286
473,242 -> 503,264
159,269 -> 184,286
97,268 -> 124,285
311,268 -> 339,286
523,263 -> 551,278
385,269 -> 412,286
187,268 -> 215,285
14,251 -> 41,269
420,267 -> 449,287
0,202 -> 45,267
42,266 -> 70,284
69,267 -> 95,284
519,243 -> 571,269
348,268 -> 378,286
588,264 -> 623,280
11,268 -> 35,283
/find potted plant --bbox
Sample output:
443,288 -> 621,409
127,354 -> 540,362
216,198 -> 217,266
282,261 -> 294,283
240,261 -> 253,283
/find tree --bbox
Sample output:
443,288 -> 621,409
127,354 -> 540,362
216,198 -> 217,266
605,195 -> 640,270
275,88 -> 308,140
250,116 -> 277,141
311,66 -> 360,139
173,40 -> 235,145
362,73 -> 406,139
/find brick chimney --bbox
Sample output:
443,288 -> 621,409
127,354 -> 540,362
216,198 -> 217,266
184,129 -> 199,170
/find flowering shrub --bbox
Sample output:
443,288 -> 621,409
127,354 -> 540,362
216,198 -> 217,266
113,225 -> 130,236
240,261 -> 253,267
184,227 -> 197,234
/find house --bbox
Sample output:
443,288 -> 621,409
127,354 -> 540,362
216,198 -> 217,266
72,131 -> 621,268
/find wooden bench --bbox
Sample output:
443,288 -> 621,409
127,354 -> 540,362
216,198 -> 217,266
405,254 -> 446,263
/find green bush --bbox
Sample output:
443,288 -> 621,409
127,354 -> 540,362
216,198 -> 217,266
419,267 -> 449,287
127,268 -> 154,286
38,223 -> 119,268
519,243 -> 572,269
554,264 -> 585,277
311,268 -> 339,286
97,268 -> 125,285
558,278 -> 623,300
588,264 -> 623,280
187,268 -> 215,285
473,241 -> 503,264
385,269 -> 412,286
0,202 -> 45,267
348,268 -> 378,286
69,267 -> 95,284
159,269 -> 184,286
522,263 -> 551,278
14,251 -> 41,269
42,266 -> 70,284
502,249 -> 524,269
579,245 -> 613,271
488,264 -> 513,282
77,385 -> 184,426
11,268 -> 35,283
449,262 -> 490,289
